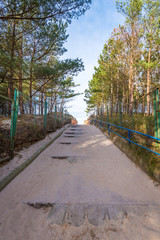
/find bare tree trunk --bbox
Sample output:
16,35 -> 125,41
18,34 -> 24,114
29,73 -> 32,114
142,74 -> 146,114
44,86 -> 47,101
147,45 -> 151,116
29,39 -> 36,114
54,90 -> 57,111
129,23 -> 135,116
102,97 -> 105,115
60,97 -> 64,113
123,84 -> 126,114
127,89 -> 129,114
134,70 -> 138,114
48,92 -> 53,113
97,105 -> 100,116
50,90 -> 53,113
39,94 -> 41,115
8,20 -> 16,114
116,65 -> 119,115
41,88 -> 44,116
110,80 -> 113,117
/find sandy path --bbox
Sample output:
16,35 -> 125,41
0,125 -> 160,240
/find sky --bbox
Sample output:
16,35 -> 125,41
62,0 -> 125,124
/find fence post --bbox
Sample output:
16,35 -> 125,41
108,124 -> 110,135
156,89 -> 160,139
128,130 -> 131,144
13,89 -> 19,136
10,89 -> 19,157
44,101 -> 47,133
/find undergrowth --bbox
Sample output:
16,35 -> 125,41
90,114 -> 160,183
0,114 -> 71,160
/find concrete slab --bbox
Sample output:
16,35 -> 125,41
124,205 -> 160,218
48,204 -> 67,225
67,204 -> 85,226
87,204 -> 107,226
107,205 -> 126,220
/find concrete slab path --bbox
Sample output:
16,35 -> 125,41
0,125 -> 160,240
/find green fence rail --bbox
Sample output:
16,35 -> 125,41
0,89 -> 71,160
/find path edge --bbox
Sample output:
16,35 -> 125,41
0,125 -> 69,192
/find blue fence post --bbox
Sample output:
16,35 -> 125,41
108,123 -> 110,135
128,130 -> 131,144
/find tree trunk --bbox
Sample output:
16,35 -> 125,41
147,45 -> 151,116
116,63 -> 119,115
44,86 -> 47,101
129,22 -> 135,116
102,97 -> 105,115
61,98 -> 64,113
127,89 -> 129,114
135,71 -> 138,114
110,80 -> 113,117
142,74 -> 146,114
18,34 -> 24,114
41,88 -> 44,116
50,90 -> 53,113
123,84 -> 126,114
8,20 -> 16,114
54,90 -> 57,111
29,39 -> 36,114
39,94 -> 41,115
29,72 -> 32,114
97,105 -> 100,116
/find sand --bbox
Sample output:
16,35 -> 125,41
0,125 -> 68,180
0,124 -> 160,240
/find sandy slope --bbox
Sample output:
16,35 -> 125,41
0,125 -> 160,240
0,125 -> 68,179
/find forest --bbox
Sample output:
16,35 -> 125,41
85,0 -> 160,122
0,0 -> 91,115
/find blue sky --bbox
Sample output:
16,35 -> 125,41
62,0 -> 125,124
